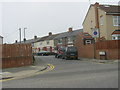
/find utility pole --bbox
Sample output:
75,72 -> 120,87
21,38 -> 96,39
24,27 -> 27,42
19,28 -> 21,43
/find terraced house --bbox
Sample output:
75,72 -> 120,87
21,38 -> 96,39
54,27 -> 83,47
83,2 -> 120,40
33,32 -> 59,53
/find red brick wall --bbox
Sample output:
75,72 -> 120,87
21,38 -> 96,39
75,33 -> 120,60
75,33 -> 95,59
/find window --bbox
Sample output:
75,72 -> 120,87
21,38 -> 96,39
113,16 -> 120,26
46,41 -> 50,45
58,39 -> 62,44
112,37 -> 116,40
112,34 -> 120,40
100,16 -> 104,25
85,40 -> 91,44
40,42 -> 42,45
32,43 -> 34,47
68,37 -> 73,43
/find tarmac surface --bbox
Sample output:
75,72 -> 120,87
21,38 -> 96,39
0,56 -> 119,82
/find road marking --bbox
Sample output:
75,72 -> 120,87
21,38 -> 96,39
0,64 -> 55,82
35,64 -> 55,75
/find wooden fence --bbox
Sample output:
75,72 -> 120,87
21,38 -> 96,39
96,40 -> 120,50
0,44 -> 33,68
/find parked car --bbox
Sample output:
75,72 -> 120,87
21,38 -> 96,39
37,51 -> 50,56
62,46 -> 78,60
55,46 -> 66,58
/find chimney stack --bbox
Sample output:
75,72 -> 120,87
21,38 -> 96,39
34,35 -> 37,39
68,27 -> 73,32
24,38 -> 26,42
15,40 -> 18,43
49,32 -> 52,36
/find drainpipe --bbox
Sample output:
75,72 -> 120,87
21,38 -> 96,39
94,2 -> 100,38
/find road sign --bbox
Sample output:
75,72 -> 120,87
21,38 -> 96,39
92,28 -> 99,38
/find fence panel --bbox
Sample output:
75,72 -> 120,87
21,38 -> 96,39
1,44 -> 33,68
96,40 -> 120,50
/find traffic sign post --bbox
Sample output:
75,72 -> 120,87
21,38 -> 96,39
92,28 -> 99,38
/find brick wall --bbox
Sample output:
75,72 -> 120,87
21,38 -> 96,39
75,33 -> 95,59
75,33 -> 120,60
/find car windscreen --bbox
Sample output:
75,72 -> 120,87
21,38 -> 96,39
67,47 -> 77,52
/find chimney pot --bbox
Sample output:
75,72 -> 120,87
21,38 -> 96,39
24,38 -> 26,42
49,32 -> 52,36
68,27 -> 73,32
34,35 -> 37,39
15,40 -> 18,43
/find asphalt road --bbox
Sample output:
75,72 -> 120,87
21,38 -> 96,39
2,56 -> 118,88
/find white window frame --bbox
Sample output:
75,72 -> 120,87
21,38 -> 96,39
46,40 -> 50,45
100,15 -> 104,25
112,34 -> 120,40
40,42 -> 42,45
113,16 -> 120,26
85,40 -> 91,44
58,39 -> 62,44
68,37 -> 73,43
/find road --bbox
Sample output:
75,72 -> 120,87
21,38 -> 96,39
2,56 -> 118,88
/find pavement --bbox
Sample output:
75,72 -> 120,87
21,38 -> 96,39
0,56 -> 56,81
0,63 -> 52,81
79,58 -> 119,64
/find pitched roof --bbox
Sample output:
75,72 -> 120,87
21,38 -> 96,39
36,34 -> 59,42
82,3 -> 120,25
0,35 -> 3,38
111,30 -> 120,35
17,38 -> 40,44
54,29 -> 83,39
99,5 -> 120,14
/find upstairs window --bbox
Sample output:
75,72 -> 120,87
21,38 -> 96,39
100,15 -> 104,25
113,16 -> 120,26
40,42 -> 42,45
58,39 -> 62,44
46,40 -> 50,45
68,37 -> 73,43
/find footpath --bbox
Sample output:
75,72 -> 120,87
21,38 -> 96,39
0,57 -> 53,81
80,58 -> 119,64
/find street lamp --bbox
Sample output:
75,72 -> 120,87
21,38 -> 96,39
24,27 -> 27,42
19,28 -> 21,43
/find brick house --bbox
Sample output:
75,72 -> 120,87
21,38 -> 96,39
54,27 -> 83,48
33,32 -> 59,53
75,32 -> 95,59
82,2 -> 120,40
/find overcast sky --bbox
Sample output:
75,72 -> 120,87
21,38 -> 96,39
0,0 -> 119,43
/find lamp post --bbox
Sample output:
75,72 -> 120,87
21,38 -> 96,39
19,28 -> 21,43
24,27 -> 27,42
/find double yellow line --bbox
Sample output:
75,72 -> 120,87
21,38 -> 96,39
0,64 -> 55,82
35,64 -> 55,75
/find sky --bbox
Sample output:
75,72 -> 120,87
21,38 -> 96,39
0,0 -> 119,43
